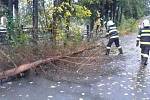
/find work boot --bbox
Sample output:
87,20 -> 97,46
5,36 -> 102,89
118,48 -> 123,54
105,49 -> 110,55
141,57 -> 148,66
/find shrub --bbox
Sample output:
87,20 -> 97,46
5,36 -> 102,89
118,17 -> 138,35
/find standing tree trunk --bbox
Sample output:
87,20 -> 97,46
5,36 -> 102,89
52,0 -> 58,45
104,0 -> 110,22
32,0 -> 39,59
65,0 -> 71,40
115,6 -> 119,25
112,0 -> 117,22
52,0 -> 64,46
119,6 -> 123,24
100,0 -> 105,27
14,0 -> 19,19
7,0 -> 14,41
14,0 -> 20,33
41,0 -> 49,29
8,0 -> 13,17
32,0 -> 38,45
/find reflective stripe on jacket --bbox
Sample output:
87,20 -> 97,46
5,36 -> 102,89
107,25 -> 119,39
137,27 -> 150,47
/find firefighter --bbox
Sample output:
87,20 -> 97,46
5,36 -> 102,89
136,19 -> 150,66
105,20 -> 123,55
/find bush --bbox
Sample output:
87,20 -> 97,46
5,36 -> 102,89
118,17 -> 138,35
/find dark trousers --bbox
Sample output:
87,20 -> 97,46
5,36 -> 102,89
105,38 -> 123,55
107,38 -> 121,48
141,46 -> 150,64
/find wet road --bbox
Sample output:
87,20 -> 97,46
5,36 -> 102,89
1,34 -> 150,100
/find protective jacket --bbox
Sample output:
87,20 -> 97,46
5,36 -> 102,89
137,27 -> 150,49
106,25 -> 119,39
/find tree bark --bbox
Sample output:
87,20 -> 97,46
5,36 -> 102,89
8,0 -> 13,18
51,0 -> 58,45
32,0 -> 38,45
41,0 -> 49,29
7,0 -> 14,40
14,0 -> 19,18
119,6 -> 123,24
14,0 -> 20,33
112,0 -> 117,21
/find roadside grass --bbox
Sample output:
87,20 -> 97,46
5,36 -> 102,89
118,18 -> 139,35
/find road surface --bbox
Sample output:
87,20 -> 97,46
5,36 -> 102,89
0,34 -> 150,100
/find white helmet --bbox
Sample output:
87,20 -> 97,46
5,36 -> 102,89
143,19 -> 150,27
139,22 -> 144,29
107,20 -> 115,27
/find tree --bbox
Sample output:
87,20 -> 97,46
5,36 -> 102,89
32,0 -> 38,45
79,0 -> 147,28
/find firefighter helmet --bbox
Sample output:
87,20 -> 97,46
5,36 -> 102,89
107,20 -> 115,27
143,19 -> 150,27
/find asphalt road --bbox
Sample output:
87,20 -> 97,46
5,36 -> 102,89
0,34 -> 150,100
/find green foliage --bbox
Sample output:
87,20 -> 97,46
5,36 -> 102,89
56,23 -> 83,44
120,0 -> 145,19
51,1 -> 91,44
79,0 -> 147,26
5,12 -> 15,44
5,12 -> 30,46
19,0 -> 33,26
53,2 -> 92,19
79,0 -> 103,5
7,18 -> 14,33
10,32 -> 30,46
70,25 -> 83,43
4,0 -> 148,48
118,16 -> 138,35
73,5 -> 92,18
17,33 -> 30,45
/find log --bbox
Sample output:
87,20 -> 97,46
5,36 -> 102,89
0,57 -> 58,79
0,43 -> 102,80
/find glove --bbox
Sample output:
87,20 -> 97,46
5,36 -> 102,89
136,40 -> 139,47
105,33 -> 109,38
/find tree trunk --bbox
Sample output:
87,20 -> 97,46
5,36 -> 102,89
7,0 -> 14,41
14,0 -> 19,19
32,0 -> 38,45
115,4 -> 120,26
32,0 -> 39,59
14,0 -> 20,33
65,0 -> 71,40
101,0 -> 105,26
8,0 -> 13,18
112,0 -> 117,22
119,6 -> 123,24
41,0 -> 49,29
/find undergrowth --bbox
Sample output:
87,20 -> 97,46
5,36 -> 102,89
118,17 -> 139,35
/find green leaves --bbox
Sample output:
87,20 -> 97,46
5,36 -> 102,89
119,0 -> 146,19
53,1 -> 91,19
74,5 -> 92,18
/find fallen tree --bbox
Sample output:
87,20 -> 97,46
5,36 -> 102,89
0,43 -> 103,80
